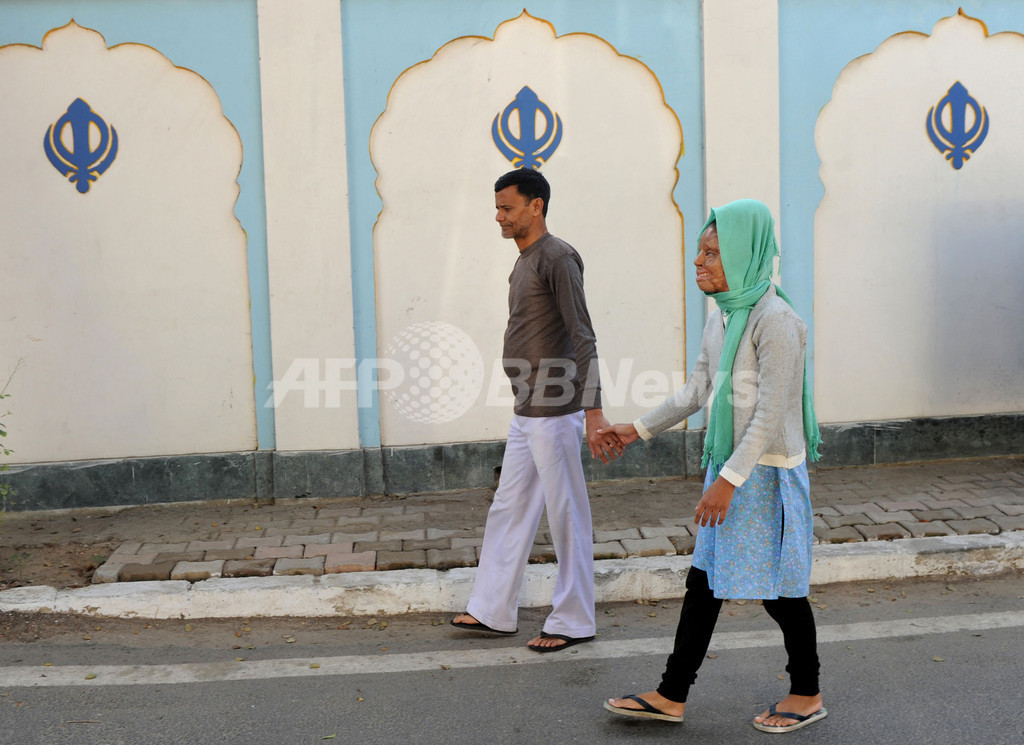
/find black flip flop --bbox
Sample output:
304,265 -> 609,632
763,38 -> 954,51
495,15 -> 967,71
527,631 -> 595,653
449,617 -> 518,635
603,694 -> 683,723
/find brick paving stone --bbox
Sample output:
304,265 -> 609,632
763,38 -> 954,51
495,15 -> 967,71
187,539 -> 235,552
284,532 -> 332,546
92,563 -> 123,583
171,560 -> 225,581
920,498 -> 969,509
334,516 -> 382,530
821,527 -> 861,544
382,518 -> 428,530
376,550 -> 427,570
875,499 -> 927,511
426,528 -> 472,540
204,548 -> 256,561
426,547 -> 478,569
639,526 -> 690,539
535,532 -> 552,545
946,518 -> 1000,535
289,518 -> 338,529
324,551 -> 376,573
621,537 -> 675,557
139,542 -> 188,554
595,528 -> 641,542
450,537 -> 484,549
822,513 -> 870,529
109,550 -> 157,565
314,507 -> 362,519
254,545 -> 304,560
990,515 -> 1024,532
669,535 -> 697,554
244,536 -> 284,548
379,529 -> 426,541
938,473 -> 984,484
996,504 -> 1024,516
910,508 -> 960,521
834,503 -> 881,516
120,560 -> 177,582
952,506 -> 998,519
274,556 -> 325,576
529,545 -> 557,563
969,487 -> 1020,499
222,559 -> 276,578
897,520 -> 957,538
959,495 -> 1010,507
593,541 -> 628,559
864,509 -> 915,524
811,506 -> 840,517
262,526 -> 314,537
305,542 -> 353,557
403,538 -> 450,551
361,506 -> 405,516
333,531 -> 379,543
354,540 -> 403,552
856,523 -> 911,541
154,551 -> 206,564
108,542 -> 143,557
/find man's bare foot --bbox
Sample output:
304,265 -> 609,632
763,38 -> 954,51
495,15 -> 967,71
451,613 -> 479,626
526,632 -> 594,652
753,693 -> 825,728
606,691 -> 686,719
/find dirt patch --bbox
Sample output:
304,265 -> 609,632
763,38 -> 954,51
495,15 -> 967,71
0,540 -> 119,593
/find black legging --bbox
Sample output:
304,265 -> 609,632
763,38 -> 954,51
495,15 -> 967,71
656,567 -> 820,703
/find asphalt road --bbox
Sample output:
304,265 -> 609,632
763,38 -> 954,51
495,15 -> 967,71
1,572 -> 1022,745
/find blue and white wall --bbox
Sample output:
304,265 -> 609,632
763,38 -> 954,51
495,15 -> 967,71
1,0 -> 1022,509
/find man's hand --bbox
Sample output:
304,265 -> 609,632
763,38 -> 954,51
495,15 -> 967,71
585,409 -> 624,464
694,476 -> 736,527
596,423 -> 640,447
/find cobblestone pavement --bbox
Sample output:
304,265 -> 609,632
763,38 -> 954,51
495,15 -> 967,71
77,456 -> 1024,585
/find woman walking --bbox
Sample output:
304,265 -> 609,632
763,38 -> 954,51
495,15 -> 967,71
600,199 -> 827,733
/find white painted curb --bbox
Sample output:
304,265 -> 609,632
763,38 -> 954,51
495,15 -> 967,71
2,532 -> 1022,619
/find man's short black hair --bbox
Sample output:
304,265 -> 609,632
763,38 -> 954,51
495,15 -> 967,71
494,168 -> 550,217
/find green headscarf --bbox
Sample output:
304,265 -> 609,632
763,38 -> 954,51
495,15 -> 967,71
699,199 -> 821,473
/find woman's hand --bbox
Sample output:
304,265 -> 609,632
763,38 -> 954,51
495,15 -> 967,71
694,476 -> 736,527
595,423 -> 640,447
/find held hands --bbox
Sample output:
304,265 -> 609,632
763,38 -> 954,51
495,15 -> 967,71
694,476 -> 736,527
585,410 -> 626,464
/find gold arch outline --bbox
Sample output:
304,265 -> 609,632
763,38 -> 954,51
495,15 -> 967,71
368,9 -> 689,378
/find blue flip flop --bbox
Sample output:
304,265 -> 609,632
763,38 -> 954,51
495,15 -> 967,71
752,703 -> 828,733
603,694 -> 684,723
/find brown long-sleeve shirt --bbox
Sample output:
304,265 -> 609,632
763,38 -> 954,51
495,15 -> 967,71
502,232 -> 602,417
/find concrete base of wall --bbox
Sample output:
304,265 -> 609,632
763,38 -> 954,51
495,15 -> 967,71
3,413 -> 1023,511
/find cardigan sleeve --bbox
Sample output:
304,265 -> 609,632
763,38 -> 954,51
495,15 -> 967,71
720,308 -> 805,485
634,312 -> 721,440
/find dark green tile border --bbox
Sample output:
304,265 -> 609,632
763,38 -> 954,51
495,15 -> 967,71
2,413 -> 1021,511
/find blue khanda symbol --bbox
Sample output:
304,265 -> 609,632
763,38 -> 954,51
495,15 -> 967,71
492,86 -> 562,169
44,98 -> 118,193
926,82 -> 989,170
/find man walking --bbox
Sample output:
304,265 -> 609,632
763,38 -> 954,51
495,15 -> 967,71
450,168 -> 621,652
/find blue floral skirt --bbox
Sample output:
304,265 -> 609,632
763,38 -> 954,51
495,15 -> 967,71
692,462 -> 812,600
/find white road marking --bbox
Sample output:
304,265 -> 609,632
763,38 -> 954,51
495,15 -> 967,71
2,610 -> 1021,689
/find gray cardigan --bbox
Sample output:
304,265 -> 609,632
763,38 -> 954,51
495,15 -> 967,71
634,286 -> 808,486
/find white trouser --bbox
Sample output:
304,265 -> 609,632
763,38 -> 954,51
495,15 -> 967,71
466,411 -> 596,637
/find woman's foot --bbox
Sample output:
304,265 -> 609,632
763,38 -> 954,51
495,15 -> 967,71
753,693 -> 826,731
449,613 -> 517,635
605,691 -> 686,721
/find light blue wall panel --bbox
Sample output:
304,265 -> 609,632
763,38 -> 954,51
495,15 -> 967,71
341,0 -> 704,446
0,0 -> 275,448
779,0 -> 1024,388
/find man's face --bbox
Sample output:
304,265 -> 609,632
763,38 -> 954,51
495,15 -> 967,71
694,224 -> 729,293
495,185 -> 540,241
